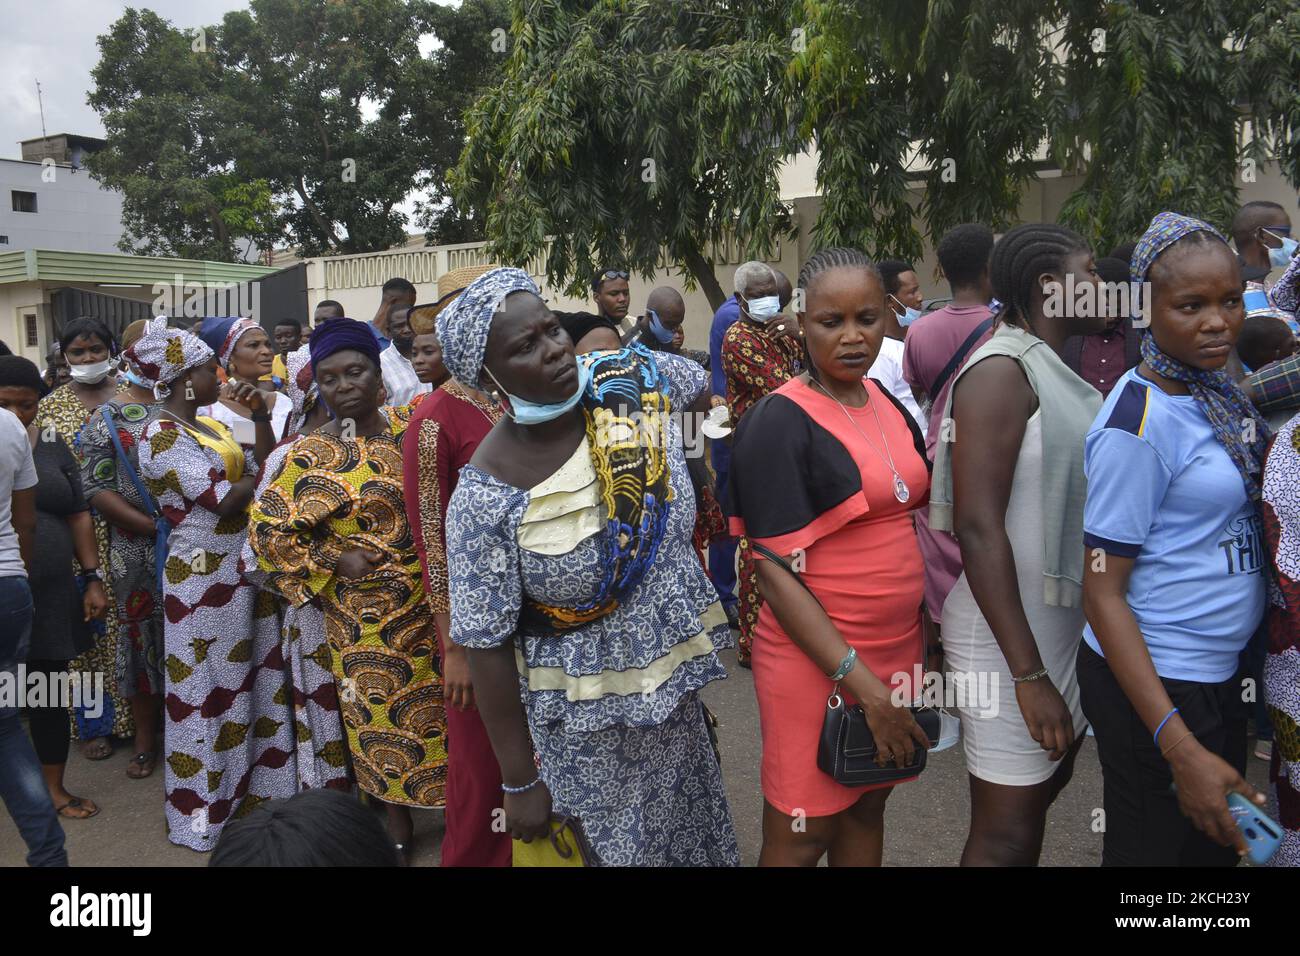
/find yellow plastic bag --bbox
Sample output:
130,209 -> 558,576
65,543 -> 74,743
511,816 -> 594,867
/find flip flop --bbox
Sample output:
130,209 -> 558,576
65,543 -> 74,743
80,738 -> 113,761
55,796 -> 101,820
126,751 -> 157,779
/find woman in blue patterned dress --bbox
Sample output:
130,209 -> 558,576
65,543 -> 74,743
442,268 -> 738,866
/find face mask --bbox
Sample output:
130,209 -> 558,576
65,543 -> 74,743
484,360 -> 591,426
889,295 -> 922,327
646,308 -> 676,345
122,367 -> 152,390
744,295 -> 781,322
1265,231 -> 1298,269
69,358 -> 114,385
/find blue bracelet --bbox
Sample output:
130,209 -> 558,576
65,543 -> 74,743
1153,707 -> 1179,745
501,776 -> 542,795
828,647 -> 857,682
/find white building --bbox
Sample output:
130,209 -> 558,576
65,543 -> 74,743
0,135 -> 126,255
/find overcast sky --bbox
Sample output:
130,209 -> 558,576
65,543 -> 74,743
1,1 -> 253,157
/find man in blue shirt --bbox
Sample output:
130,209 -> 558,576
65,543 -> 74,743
708,294 -> 741,627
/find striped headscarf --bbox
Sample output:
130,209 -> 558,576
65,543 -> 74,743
1134,212 -> 1270,504
198,316 -> 262,368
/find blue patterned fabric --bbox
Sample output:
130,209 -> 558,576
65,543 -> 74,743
534,693 -> 738,866
436,267 -> 540,389
446,351 -> 731,731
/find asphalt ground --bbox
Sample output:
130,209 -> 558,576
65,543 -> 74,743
0,648 -> 1273,867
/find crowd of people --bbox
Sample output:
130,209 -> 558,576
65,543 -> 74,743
1,199 -> 1298,869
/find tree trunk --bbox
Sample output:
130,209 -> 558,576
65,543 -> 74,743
682,242 -> 726,313
295,175 -> 342,250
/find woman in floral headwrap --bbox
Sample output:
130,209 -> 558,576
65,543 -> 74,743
132,319 -> 298,851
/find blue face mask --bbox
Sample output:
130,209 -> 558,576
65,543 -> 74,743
646,308 -> 676,345
1266,231 -> 1298,269
485,360 -> 591,426
122,366 -> 153,390
744,295 -> 782,322
890,294 -> 922,327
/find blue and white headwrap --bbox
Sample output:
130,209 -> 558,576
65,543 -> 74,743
436,267 -> 540,389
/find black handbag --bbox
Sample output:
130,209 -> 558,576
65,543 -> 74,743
750,541 -> 942,787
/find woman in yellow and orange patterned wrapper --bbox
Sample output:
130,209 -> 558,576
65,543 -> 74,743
248,318 -> 446,864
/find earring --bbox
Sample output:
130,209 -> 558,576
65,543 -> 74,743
184,379 -> 195,401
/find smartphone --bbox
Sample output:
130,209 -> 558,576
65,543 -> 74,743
1227,791 -> 1283,865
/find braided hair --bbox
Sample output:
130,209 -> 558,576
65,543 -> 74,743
988,224 -> 1089,329
796,247 -> 881,383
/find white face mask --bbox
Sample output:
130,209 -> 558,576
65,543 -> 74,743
68,358 -> 114,385
744,295 -> 782,322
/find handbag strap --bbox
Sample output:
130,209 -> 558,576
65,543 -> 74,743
928,317 -> 993,402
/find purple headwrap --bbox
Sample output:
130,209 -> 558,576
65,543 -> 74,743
309,317 -> 381,374
198,316 -> 262,368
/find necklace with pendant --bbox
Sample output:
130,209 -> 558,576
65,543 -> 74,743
811,377 -> 910,504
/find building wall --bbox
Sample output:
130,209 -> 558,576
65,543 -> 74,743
0,160 -> 126,255
0,280 -> 159,363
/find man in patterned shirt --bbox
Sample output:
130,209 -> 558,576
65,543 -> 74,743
720,263 -> 798,665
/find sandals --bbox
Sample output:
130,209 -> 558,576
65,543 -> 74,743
80,737 -> 113,761
126,751 -> 157,779
55,796 -> 101,820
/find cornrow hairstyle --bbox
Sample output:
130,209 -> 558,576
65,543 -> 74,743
796,247 -> 881,384
797,246 -> 878,293
988,224 -> 1089,328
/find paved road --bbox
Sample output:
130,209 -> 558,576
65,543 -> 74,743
0,648 -> 1272,867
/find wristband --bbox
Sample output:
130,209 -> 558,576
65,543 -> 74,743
827,646 -> 857,682
1153,706 -> 1180,745
79,567 -> 104,582
1012,667 -> 1049,684
251,412 -> 272,423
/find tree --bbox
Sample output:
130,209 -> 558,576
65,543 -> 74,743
451,0 -> 802,311
87,0 -> 507,261
87,8 -> 281,261
1050,0 -> 1300,250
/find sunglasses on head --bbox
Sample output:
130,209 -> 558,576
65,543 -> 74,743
595,270 -> 629,287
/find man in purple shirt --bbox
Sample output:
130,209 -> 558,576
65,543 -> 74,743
902,224 -> 995,635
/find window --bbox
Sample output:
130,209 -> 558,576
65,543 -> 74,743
11,191 -> 37,213
24,315 -> 38,348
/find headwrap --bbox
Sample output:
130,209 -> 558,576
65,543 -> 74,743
125,317 -> 214,397
309,317 -> 381,374
1133,212 -> 1270,504
198,316 -> 262,368
1271,254 -> 1300,316
436,267 -> 539,389
284,343 -> 319,432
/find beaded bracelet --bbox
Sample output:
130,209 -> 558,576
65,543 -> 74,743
501,776 -> 543,795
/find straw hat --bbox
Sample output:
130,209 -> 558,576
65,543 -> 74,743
409,263 -> 500,334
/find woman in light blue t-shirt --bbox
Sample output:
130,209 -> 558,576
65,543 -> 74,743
1080,212 -> 1271,867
